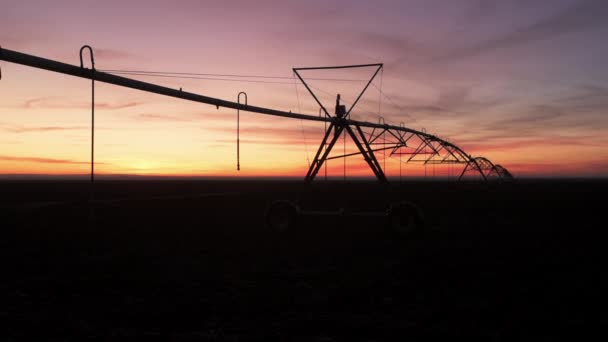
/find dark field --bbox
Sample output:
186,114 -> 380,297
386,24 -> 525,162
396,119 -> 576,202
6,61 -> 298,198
1,179 -> 606,340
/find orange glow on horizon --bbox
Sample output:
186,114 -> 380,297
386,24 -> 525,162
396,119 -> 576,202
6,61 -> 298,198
2,29 -> 607,179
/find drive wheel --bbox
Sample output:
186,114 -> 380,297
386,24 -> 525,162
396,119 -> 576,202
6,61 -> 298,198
387,201 -> 424,236
265,200 -> 298,233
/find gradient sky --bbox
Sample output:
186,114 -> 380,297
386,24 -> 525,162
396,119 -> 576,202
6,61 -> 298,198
1,0 -> 608,178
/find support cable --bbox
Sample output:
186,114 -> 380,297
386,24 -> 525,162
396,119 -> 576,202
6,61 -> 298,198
293,74 -> 310,168
100,68 -> 366,82
371,83 -> 414,121
104,71 -> 294,85
100,70 -> 369,87
376,118 -> 386,179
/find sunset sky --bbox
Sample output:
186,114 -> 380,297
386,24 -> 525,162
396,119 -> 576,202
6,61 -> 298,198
1,0 -> 607,178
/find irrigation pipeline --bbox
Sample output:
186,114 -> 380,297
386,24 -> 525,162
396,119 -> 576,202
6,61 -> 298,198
0,46 -> 513,182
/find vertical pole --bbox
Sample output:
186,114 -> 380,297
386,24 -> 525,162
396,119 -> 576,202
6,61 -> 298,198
91,73 -> 94,183
80,45 -> 95,203
343,128 -> 346,181
399,122 -> 404,184
325,119 -> 328,181
399,147 -> 403,183
237,92 -> 247,171
378,117 -> 385,180
237,109 -> 239,170
424,140 -> 427,180
383,130 -> 386,176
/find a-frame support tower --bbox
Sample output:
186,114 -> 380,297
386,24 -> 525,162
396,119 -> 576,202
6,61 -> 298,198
293,64 -> 387,183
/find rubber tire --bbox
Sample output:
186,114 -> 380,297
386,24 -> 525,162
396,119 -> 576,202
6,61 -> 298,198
265,200 -> 298,233
387,201 -> 424,237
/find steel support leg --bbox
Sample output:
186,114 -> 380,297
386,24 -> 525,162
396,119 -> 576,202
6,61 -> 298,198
305,124 -> 344,183
305,123 -> 334,180
459,161 -> 470,181
348,125 -> 387,182
355,125 -> 385,177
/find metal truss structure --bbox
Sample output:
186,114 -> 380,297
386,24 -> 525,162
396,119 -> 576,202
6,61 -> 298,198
0,46 -> 513,183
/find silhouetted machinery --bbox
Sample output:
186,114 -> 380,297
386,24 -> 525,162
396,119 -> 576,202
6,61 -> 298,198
335,94 -> 346,118
0,45 -> 513,235
264,197 -> 424,236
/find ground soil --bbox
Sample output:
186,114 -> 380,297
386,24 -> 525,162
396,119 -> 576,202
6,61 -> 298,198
1,179 -> 606,340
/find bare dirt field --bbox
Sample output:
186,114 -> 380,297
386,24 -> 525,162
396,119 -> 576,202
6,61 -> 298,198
1,179 -> 605,340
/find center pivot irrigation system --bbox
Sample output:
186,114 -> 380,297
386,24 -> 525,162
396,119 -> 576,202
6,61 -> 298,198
0,45 -> 512,183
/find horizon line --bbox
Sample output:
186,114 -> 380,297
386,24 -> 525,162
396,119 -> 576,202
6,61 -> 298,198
0,173 -> 606,181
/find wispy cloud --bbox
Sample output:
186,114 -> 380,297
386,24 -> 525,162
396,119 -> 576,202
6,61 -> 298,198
94,47 -> 134,61
0,124 -> 87,133
375,85 -> 506,123
483,105 -> 565,132
459,134 -> 607,154
137,113 -> 195,122
553,84 -> 608,114
0,4 -> 54,48
0,155 -> 105,165
501,160 -> 608,176
434,0 -> 608,62
22,97 -> 140,110
210,125 -> 324,138
214,137 -> 311,147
